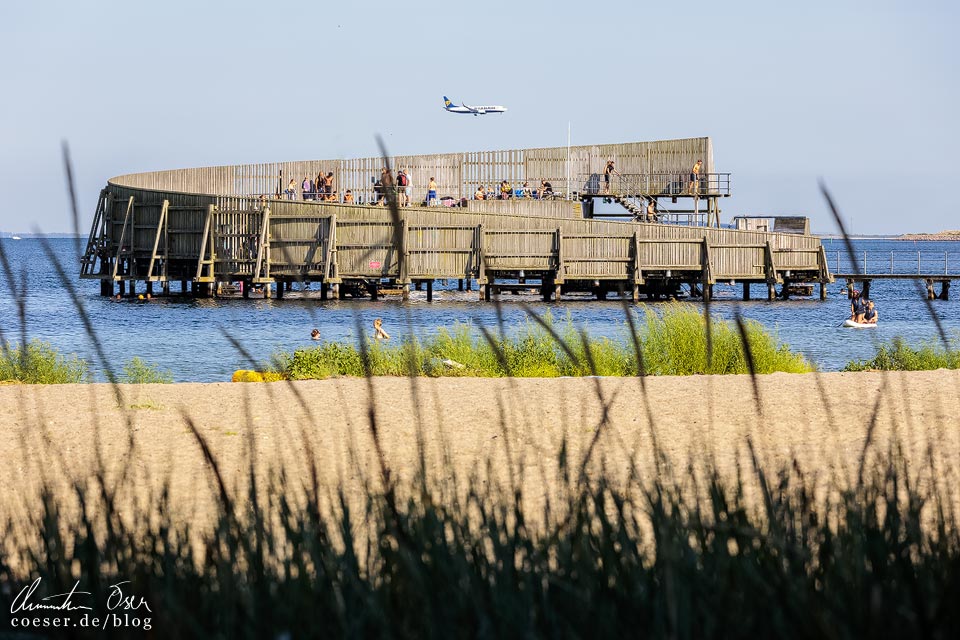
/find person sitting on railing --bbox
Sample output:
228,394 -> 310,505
646,199 -> 658,223
863,300 -> 878,325
521,181 -> 532,198
603,160 -> 620,194
500,180 -> 512,200
474,185 -> 486,200
343,189 -> 354,204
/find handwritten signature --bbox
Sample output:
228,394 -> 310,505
10,578 -> 151,614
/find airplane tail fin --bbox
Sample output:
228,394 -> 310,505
443,96 -> 455,108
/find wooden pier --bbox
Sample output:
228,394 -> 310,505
79,138 -> 831,302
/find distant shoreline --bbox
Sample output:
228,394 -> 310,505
896,231 -> 960,241
818,232 -> 960,241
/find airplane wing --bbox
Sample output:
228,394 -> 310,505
462,104 -> 481,114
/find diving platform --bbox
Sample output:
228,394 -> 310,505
79,137 -> 832,303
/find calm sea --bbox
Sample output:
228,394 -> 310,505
1,237 -> 958,382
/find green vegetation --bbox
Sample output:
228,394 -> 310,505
1,445 -> 956,637
118,356 -> 173,384
0,340 -> 88,384
281,304 -> 814,379
845,336 -> 960,371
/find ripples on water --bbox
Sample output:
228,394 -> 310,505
0,238 -> 957,381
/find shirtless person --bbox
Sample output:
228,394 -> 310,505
603,160 -> 620,194
688,159 -> 703,194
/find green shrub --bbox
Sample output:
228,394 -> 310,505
639,303 -> 813,375
844,336 -> 960,371
0,340 -> 88,384
278,305 -> 813,380
119,356 -> 173,384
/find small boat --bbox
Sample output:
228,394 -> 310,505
11,236 -> 21,240
843,319 -> 877,329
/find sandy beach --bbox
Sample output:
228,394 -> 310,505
2,370 -> 959,538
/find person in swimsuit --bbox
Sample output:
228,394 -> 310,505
603,160 -> 620,194
427,177 -> 438,205
688,159 -> 703,194
851,291 -> 867,323
646,199 -> 658,222
863,300 -> 878,325
373,318 -> 390,340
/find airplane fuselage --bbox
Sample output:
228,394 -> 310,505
443,97 -> 507,116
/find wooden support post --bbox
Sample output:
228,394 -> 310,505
466,278 -> 472,291
402,283 -> 410,300
332,283 -> 341,299
847,279 -> 855,298
243,281 -> 250,299
743,282 -> 751,300
702,239 -> 714,303
100,280 -> 114,297
426,280 -> 433,302
146,281 -> 153,295
320,282 -> 328,300
118,280 -> 126,297
162,281 -> 170,296
276,281 -> 284,299
767,283 -> 776,301
819,282 -> 827,301
862,280 -> 871,300
415,281 -> 422,291
940,281 -> 951,300
781,280 -> 791,300
181,279 -> 188,295
264,283 -> 271,299
369,281 -> 379,300
458,278 -> 464,291
556,282 -> 562,301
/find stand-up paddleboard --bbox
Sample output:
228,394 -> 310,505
843,319 -> 877,329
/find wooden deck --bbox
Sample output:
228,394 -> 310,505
79,138 -> 831,302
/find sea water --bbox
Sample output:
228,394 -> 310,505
0,238 -> 957,382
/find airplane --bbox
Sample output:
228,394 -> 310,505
443,96 -> 507,116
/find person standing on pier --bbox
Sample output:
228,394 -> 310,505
688,159 -> 703,194
427,177 -> 438,206
301,176 -> 313,200
603,160 -> 620,194
285,179 -> 297,200
324,171 -> 334,197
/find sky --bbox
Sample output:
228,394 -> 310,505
0,0 -> 956,235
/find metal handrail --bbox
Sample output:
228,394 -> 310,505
578,172 -> 732,197
832,250 -> 960,276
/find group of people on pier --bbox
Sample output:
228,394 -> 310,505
286,172 -> 337,202
473,180 -> 555,201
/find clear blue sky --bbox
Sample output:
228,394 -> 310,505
1,0 -> 956,234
